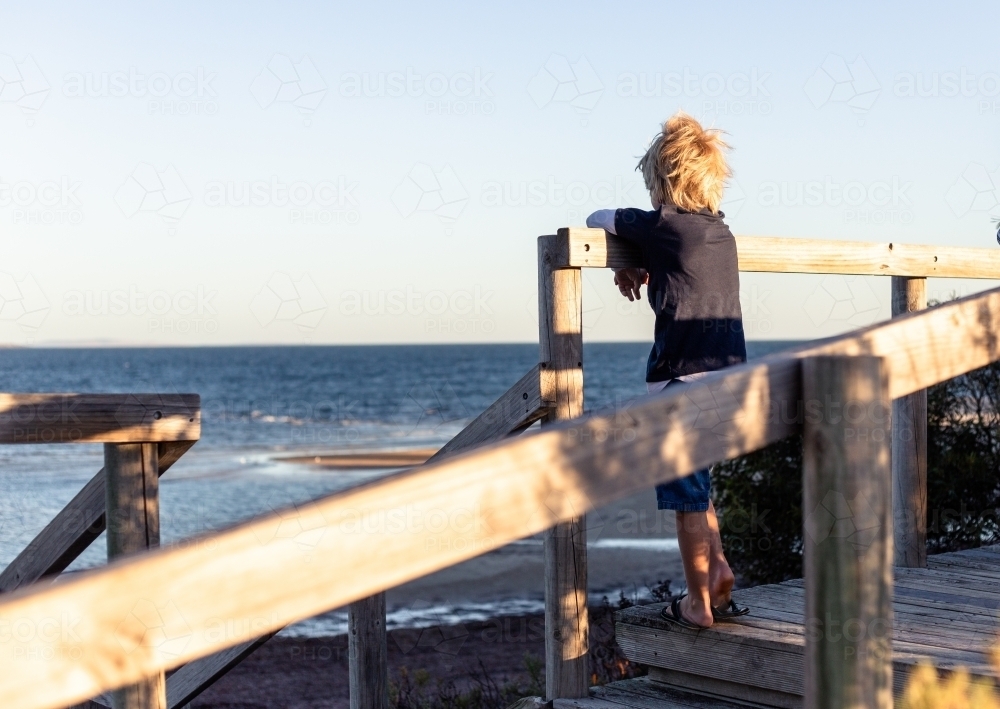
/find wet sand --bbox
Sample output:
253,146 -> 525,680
275,449 -> 438,469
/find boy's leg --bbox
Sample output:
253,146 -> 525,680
706,500 -> 736,607
675,501 -> 735,627
675,509 -> 715,627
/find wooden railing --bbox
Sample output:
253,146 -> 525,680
0,393 -> 200,709
2,233 -> 1000,709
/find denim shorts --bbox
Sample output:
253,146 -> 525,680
648,378 -> 712,512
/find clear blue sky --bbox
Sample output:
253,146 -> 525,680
2,0 -> 999,346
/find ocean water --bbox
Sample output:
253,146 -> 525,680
0,341 -> 799,635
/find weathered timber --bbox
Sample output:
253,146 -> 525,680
802,356 -> 893,709
0,393 -> 199,443
349,593 -> 387,709
555,228 -> 1000,278
539,235 -> 588,700
891,276 -> 928,568
105,443 -> 166,709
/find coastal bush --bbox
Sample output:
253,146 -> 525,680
712,361 -> 1000,586
390,655 -> 544,709
387,597 -> 649,709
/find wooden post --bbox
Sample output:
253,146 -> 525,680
349,594 -> 387,709
802,356 -> 893,709
538,236 -> 588,699
891,276 -> 927,568
105,443 -> 166,709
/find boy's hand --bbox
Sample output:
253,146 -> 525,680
614,268 -> 648,301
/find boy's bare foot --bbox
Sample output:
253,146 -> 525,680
709,565 -> 736,609
678,592 -> 714,628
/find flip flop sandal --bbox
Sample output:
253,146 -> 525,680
712,598 -> 750,621
660,594 -> 711,630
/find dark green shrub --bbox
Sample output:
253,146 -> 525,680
712,362 -> 1000,586
712,434 -> 804,585
926,361 -> 1000,553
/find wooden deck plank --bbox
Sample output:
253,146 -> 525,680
618,601 -> 989,671
751,582 -> 1000,627
593,677 -> 770,708
615,547 -> 1000,706
738,591 -> 995,658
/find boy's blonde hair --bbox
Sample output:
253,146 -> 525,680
638,112 -> 731,214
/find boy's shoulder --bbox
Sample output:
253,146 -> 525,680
616,206 -> 730,239
615,207 -> 660,234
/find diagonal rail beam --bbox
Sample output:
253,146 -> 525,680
161,365 -> 555,708
0,440 -> 196,594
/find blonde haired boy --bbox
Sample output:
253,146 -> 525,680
587,112 -> 748,628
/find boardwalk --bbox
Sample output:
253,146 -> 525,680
608,545 -> 1000,708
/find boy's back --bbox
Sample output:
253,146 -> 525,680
614,204 -> 746,383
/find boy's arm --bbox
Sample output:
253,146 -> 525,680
587,209 -> 648,300
585,209 -> 617,235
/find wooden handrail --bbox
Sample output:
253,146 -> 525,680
2,286 -> 1000,709
162,364 -> 555,709
556,228 -> 1000,279
0,393 -> 200,443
